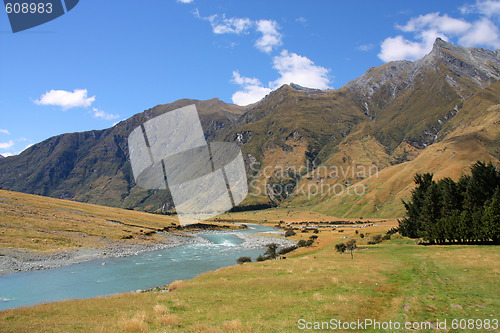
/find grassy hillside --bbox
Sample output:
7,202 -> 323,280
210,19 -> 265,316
1,219 -> 498,332
0,189 -> 237,253
306,81 -> 500,219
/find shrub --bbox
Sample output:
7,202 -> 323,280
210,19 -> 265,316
285,229 -> 296,237
264,243 -> 279,259
309,235 -> 318,240
368,234 -> 383,244
360,233 -> 365,238
313,229 -> 319,234
297,239 -> 314,247
236,256 -> 252,264
256,255 -> 267,262
297,240 -> 308,247
355,230 -> 359,234
277,245 -> 298,256
335,242 -> 346,253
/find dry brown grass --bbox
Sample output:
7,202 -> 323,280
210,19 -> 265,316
0,189 -> 240,253
221,319 -> 251,332
0,209 -> 497,332
167,280 -> 185,292
153,304 -> 169,315
120,317 -> 147,332
156,314 -> 181,327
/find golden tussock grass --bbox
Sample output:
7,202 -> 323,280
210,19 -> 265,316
153,304 -> 169,315
119,317 -> 147,332
156,314 -> 181,327
167,280 -> 184,292
221,319 -> 251,332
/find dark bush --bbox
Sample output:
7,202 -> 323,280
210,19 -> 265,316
285,229 -> 296,237
277,245 -> 298,256
297,239 -> 314,247
368,234 -> 383,244
236,256 -> 252,264
264,243 -> 278,259
335,242 -> 346,253
386,227 -> 399,236
256,255 -> 267,262
360,233 -> 365,238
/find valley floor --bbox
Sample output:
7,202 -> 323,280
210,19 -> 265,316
1,217 -> 497,332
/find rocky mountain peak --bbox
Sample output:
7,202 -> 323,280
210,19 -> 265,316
424,38 -> 500,87
289,83 -> 320,91
345,38 -> 500,100
343,60 -> 412,98
0,154 -> 4,159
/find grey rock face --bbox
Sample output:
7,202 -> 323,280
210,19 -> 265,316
344,38 -> 500,99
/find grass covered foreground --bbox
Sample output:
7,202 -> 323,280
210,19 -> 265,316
0,219 -> 498,332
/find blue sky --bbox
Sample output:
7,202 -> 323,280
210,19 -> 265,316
1,0 -> 500,156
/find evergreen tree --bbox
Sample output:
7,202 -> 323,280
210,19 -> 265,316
484,189 -> 500,243
421,182 -> 442,243
399,173 -> 434,238
399,161 -> 499,244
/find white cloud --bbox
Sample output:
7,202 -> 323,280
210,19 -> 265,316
231,71 -> 272,106
398,12 -> 471,35
0,129 -> 9,135
35,89 -> 95,110
296,17 -> 307,24
231,51 -> 331,106
461,0 -> 500,17
379,33 -> 443,62
194,10 -> 282,53
378,9 -> 500,62
177,0 -> 193,3
255,20 -> 282,53
197,11 -> 252,35
0,140 -> 14,149
92,107 -> 119,120
459,18 -> 500,48
357,43 -> 374,51
270,50 -> 331,89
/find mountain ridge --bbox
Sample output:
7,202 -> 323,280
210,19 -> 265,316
1,38 -> 499,218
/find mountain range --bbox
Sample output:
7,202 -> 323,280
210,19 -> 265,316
1,38 -> 499,218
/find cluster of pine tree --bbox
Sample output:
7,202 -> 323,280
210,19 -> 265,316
399,161 -> 500,244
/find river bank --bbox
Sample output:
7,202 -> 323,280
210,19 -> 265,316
0,227 -> 295,276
